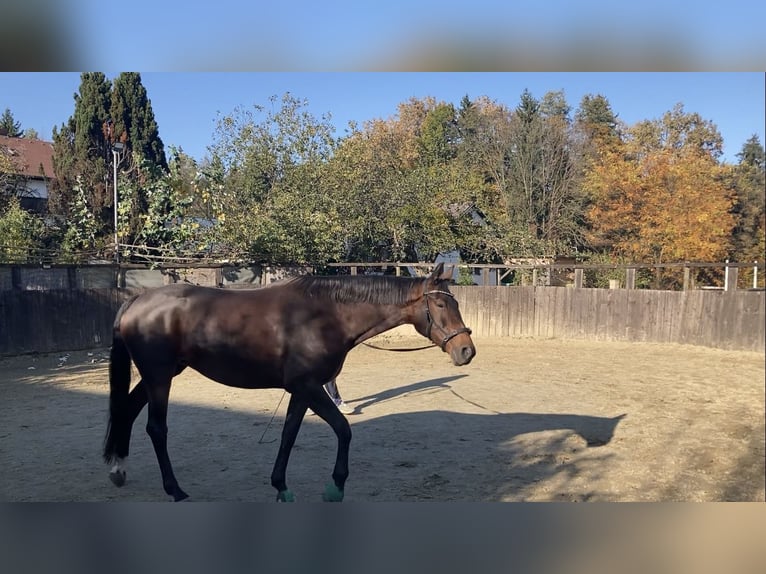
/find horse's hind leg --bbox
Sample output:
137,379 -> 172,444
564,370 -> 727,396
108,380 -> 149,487
304,385 -> 352,502
144,375 -> 188,501
270,393 -> 309,501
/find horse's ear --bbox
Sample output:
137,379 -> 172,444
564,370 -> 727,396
429,262 -> 445,280
429,262 -> 453,283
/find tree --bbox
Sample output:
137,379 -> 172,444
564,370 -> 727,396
574,94 -> 621,149
208,93 -> 343,263
631,102 -> 723,160
583,131 -> 735,277
418,102 -> 458,165
325,97 -> 469,263
730,135 -> 765,268
0,108 -> 22,137
0,144 -> 26,212
0,198 -> 45,262
109,72 -> 167,170
60,177 -> 99,258
50,72 -> 112,233
503,90 -> 585,255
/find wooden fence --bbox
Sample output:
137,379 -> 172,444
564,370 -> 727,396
1,285 -> 763,356
450,286 -> 765,352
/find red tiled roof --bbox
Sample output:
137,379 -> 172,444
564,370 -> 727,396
0,135 -> 55,180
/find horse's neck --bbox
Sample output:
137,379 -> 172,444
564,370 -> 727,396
344,302 -> 410,346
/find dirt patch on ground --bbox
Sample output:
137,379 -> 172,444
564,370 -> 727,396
1,337 -> 763,502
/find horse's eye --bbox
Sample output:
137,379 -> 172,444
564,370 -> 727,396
435,300 -> 446,308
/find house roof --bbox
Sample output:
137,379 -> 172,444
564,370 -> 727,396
0,135 -> 55,180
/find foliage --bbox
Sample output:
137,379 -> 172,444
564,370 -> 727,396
116,153 -> 201,257
9,82 -> 764,271
51,72 -> 168,246
730,135 -> 765,264
50,72 -> 112,229
0,198 -> 45,262
325,98 -> 470,262
583,108 -> 735,269
208,93 -> 343,264
60,177 -> 99,257
0,145 -> 26,212
0,107 -> 22,137
110,72 -> 167,170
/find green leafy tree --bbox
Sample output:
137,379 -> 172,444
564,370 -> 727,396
209,93 -> 343,263
325,97 -> 468,263
0,107 -> 22,137
418,102 -> 458,165
0,198 -> 45,262
61,177 -> 99,257
1,144 -> 26,212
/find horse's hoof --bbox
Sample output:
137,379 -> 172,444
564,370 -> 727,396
173,490 -> 189,502
109,470 -> 126,488
277,489 -> 295,502
322,483 -> 344,502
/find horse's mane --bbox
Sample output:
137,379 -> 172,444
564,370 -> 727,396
288,274 -> 425,305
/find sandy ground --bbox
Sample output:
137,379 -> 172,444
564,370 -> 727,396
1,335 -> 763,502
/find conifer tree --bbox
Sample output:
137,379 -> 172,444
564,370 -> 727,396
0,108 -> 22,137
50,72 -> 112,231
110,72 -> 167,169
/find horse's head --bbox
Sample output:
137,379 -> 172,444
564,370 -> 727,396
414,262 -> 476,366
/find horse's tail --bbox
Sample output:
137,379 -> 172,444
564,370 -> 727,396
103,296 -> 138,464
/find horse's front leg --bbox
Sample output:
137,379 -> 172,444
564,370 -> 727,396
304,384 -> 352,502
271,393 -> 308,502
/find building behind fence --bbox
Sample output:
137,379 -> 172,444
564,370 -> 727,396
0,262 -> 763,355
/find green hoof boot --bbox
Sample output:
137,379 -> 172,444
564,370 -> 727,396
276,489 -> 295,502
323,483 -> 345,502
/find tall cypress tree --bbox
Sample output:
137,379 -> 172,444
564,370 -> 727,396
50,72 -> 112,231
110,73 -> 167,170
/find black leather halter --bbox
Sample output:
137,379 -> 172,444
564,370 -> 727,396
423,289 -> 473,350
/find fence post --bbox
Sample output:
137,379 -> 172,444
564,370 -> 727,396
683,265 -> 690,291
350,266 -> 357,276
755,261 -> 759,289
532,268 -> 538,287
625,268 -> 636,290
725,260 -> 738,292
574,268 -> 583,289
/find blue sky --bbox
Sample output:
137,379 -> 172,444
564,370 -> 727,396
1,73 -> 763,164
60,2 -> 765,71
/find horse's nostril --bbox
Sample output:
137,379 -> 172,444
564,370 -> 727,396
461,346 -> 475,362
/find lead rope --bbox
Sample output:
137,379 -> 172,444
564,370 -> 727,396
258,390 -> 287,444
362,340 -> 436,352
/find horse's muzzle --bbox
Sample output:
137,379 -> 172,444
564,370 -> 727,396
450,341 -> 476,366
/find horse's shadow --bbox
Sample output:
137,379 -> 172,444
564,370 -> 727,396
349,374 -> 470,412
347,374 -> 625,447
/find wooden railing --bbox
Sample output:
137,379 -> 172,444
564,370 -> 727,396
325,261 -> 765,291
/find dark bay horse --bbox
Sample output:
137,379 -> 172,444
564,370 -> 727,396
103,263 -> 475,501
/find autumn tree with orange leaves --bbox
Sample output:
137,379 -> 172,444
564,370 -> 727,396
583,105 -> 735,271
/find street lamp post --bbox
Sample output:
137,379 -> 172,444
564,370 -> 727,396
112,142 -> 125,262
